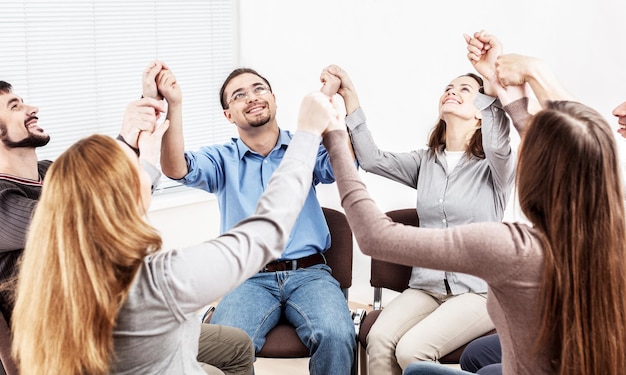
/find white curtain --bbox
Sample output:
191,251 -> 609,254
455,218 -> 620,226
1,0 -> 237,191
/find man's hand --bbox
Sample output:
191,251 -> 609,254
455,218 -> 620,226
156,67 -> 182,106
142,60 -> 167,99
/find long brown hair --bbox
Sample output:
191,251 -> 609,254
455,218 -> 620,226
11,135 -> 162,375
517,101 -> 626,374
427,73 -> 485,158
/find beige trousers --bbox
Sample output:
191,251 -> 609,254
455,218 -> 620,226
366,288 -> 494,375
197,323 -> 255,375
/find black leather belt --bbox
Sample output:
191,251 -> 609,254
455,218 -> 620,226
261,253 -> 326,272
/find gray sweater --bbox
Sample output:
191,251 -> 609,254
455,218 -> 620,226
0,160 -> 52,323
110,131 -> 321,374
345,93 -> 515,294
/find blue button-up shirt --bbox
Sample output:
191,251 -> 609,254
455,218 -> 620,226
178,129 -> 334,260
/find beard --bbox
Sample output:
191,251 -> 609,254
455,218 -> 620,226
0,122 -> 50,148
248,113 -> 271,128
3,132 -> 51,148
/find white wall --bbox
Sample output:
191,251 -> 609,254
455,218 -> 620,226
149,0 -> 626,306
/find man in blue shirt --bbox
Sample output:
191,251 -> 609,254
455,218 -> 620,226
157,63 -> 356,375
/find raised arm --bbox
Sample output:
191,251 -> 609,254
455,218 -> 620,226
319,65 -> 357,161
464,30 -> 527,107
140,61 -> 188,179
465,30 -> 536,136
495,54 -> 576,105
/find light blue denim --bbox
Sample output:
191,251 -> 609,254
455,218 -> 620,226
403,362 -> 472,375
211,264 -> 356,375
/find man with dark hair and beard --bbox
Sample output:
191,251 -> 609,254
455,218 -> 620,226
0,81 -> 52,324
157,64 -> 357,375
0,81 -> 161,324
0,78 -> 258,375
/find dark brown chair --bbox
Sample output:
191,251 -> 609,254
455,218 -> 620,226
0,313 -> 17,375
204,207 -> 356,373
357,208 -> 495,374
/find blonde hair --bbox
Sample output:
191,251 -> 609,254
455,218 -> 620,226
517,101 -> 626,374
11,134 -> 162,375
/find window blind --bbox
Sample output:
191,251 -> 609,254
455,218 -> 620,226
1,0 -> 237,192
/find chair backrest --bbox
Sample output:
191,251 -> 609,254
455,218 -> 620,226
0,313 -> 17,375
369,209 -> 418,308
321,207 -> 353,292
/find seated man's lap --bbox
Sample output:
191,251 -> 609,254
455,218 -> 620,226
283,265 -> 354,340
210,265 -> 354,352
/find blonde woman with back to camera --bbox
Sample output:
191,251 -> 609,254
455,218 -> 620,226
10,90 -> 340,375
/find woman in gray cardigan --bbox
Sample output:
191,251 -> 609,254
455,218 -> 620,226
10,91 -> 339,375
320,36 -> 525,373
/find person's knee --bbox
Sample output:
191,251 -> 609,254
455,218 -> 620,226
229,327 -> 254,360
396,340 -> 432,369
460,339 -> 483,371
366,318 -> 392,347
316,317 -> 356,350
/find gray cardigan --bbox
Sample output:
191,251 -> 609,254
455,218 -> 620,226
110,131 -> 321,374
345,93 -> 515,294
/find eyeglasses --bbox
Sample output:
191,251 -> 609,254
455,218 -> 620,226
228,85 -> 270,104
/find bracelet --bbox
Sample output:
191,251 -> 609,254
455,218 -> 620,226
116,134 -> 140,157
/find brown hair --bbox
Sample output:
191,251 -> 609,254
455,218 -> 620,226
517,101 -> 626,374
427,73 -> 485,159
0,81 -> 12,94
219,68 -> 272,109
11,135 -> 162,375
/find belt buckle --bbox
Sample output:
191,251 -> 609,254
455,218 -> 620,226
289,259 -> 298,271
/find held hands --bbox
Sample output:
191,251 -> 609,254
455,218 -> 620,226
297,92 -> 345,136
320,65 -> 360,115
464,31 -> 542,88
320,70 -> 341,97
121,59 -> 179,154
465,30 -> 531,106
120,97 -> 167,149
142,60 -> 182,105
464,30 -> 502,84
493,54 -> 543,87
142,61 -> 165,100
138,120 -> 170,165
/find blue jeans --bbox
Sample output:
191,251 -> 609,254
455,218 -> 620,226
403,362 -> 472,375
211,264 -> 356,375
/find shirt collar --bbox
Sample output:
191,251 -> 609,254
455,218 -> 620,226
234,128 -> 292,160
